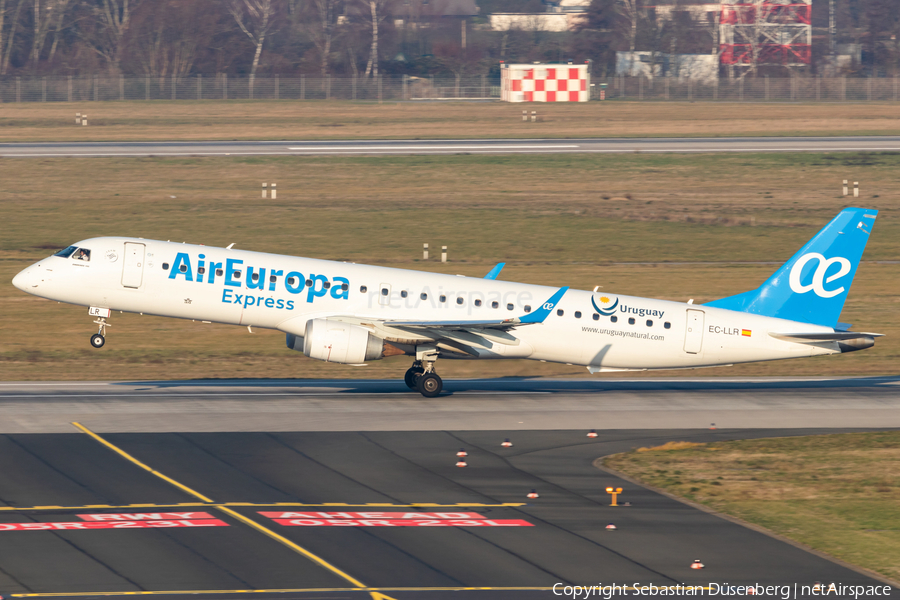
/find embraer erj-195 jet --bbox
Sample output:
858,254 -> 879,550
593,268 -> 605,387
13,207 -> 881,397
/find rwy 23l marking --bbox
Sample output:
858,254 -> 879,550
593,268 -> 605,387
789,253 -> 851,299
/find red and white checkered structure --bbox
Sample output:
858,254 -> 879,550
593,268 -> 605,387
501,63 -> 590,103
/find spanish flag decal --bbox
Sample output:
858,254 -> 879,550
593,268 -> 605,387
741,329 -> 752,337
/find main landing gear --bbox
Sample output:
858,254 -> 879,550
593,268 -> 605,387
90,317 -> 110,348
404,350 -> 443,397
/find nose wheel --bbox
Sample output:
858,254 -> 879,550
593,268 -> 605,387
90,316 -> 110,349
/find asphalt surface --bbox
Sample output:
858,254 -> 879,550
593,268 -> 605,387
1,377 -> 899,433
3,136 -> 900,157
0,428 -> 893,599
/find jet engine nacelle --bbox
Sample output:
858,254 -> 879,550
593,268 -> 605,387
298,318 -> 386,364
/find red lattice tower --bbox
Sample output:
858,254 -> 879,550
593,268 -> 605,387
719,0 -> 811,71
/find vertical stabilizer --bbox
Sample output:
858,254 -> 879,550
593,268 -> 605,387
705,207 -> 877,327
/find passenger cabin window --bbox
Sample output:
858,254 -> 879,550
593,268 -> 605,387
305,279 -> 313,287
492,301 -> 499,309
269,275 -> 277,283
342,283 -> 349,291
557,309 -> 564,316
646,320 -> 653,327
180,263 -> 188,273
287,277 -> 296,286
628,317 -> 635,325
507,303 -> 514,311
54,246 -> 78,258
324,282 -> 331,289
381,287 -> 389,296
216,269 -> 223,276
611,316 -> 618,323
592,313 -> 599,321
524,305 -> 531,313
198,267 -> 206,275
251,272 -> 259,281
474,299 -> 482,307
456,297 -> 464,305
440,295 -> 447,303
162,263 -> 170,270
360,285 -> 367,293
72,248 -> 91,262
664,322 -> 671,329
234,270 -> 242,278
420,292 -> 427,300
400,290 -> 408,298
574,311 -> 582,318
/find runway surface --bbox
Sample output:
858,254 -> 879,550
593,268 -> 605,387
1,377 -> 899,434
3,136 -> 900,157
0,427 -> 892,599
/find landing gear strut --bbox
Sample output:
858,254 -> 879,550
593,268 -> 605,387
90,317 -> 110,348
406,347 -> 443,397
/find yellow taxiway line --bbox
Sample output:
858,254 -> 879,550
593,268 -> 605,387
69,422 -> 376,597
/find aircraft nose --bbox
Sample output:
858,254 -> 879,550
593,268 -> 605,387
12,266 -> 35,291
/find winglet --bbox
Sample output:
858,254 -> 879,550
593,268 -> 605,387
484,263 -> 505,280
519,287 -> 568,324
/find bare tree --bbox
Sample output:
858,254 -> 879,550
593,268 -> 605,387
361,0 -> 391,78
31,0 -> 70,69
1,0 -> 25,74
308,0 -> 337,77
78,0 -> 137,73
46,0 -> 71,65
125,0 -> 212,78
228,0 -> 275,92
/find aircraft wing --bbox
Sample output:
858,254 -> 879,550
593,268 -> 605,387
329,286 -> 569,356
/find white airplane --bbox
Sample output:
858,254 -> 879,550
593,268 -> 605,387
12,207 -> 881,397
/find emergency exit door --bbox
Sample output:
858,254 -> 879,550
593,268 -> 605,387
683,309 -> 705,354
121,243 -> 145,288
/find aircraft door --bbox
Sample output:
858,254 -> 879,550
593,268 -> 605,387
683,309 -> 705,354
121,243 -> 146,288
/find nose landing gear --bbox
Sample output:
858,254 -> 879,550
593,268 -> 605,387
90,317 -> 110,348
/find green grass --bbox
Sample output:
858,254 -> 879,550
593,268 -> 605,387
604,432 -> 900,582
2,151 -> 898,380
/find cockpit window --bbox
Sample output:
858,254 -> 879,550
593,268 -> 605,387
54,246 -> 78,258
72,248 -> 91,261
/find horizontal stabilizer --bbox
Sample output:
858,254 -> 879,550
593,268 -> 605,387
769,331 -> 882,353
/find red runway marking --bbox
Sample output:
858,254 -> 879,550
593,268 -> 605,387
0,519 -> 228,531
78,512 -> 216,521
259,511 -> 487,520
273,518 -> 533,527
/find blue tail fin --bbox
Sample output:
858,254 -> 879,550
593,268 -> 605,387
705,207 -> 878,327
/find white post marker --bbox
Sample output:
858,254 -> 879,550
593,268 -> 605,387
854,182 -> 859,198
271,183 -> 276,200
423,243 -> 429,260
522,110 -> 527,122
82,115 -> 88,126
843,180 -> 848,196
262,183 -> 268,199
441,246 -> 447,263
531,110 -> 536,122
76,113 -> 81,125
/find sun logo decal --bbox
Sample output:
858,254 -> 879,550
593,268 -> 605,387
591,294 -> 619,316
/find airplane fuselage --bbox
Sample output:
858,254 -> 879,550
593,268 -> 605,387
13,237 -> 842,372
